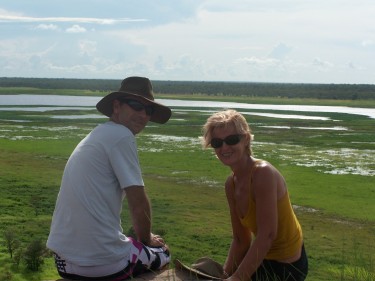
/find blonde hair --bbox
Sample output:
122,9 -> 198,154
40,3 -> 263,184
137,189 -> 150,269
202,109 -> 253,155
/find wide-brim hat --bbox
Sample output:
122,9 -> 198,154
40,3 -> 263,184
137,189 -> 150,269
96,76 -> 172,124
174,257 -> 225,280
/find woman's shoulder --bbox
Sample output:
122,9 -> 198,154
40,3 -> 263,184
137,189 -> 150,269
252,158 -> 272,170
252,158 -> 286,196
224,173 -> 234,187
252,158 -> 278,178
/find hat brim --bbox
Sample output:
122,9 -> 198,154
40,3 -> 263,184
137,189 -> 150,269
96,91 -> 171,124
174,259 -> 222,280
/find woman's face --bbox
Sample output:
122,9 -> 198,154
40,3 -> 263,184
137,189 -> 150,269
211,123 -> 247,167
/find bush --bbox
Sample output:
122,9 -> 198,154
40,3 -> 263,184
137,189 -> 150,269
3,228 -> 20,259
0,270 -> 12,281
23,239 -> 46,271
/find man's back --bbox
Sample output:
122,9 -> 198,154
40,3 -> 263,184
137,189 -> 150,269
47,121 -> 143,266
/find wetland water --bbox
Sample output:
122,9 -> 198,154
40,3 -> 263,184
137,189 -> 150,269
1,94 -> 375,119
1,94 -> 374,176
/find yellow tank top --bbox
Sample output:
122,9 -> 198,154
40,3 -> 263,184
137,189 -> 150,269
236,162 -> 303,260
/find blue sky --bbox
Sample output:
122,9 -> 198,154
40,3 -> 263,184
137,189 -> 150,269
1,0 -> 374,84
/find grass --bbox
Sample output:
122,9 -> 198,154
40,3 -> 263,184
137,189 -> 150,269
0,91 -> 374,280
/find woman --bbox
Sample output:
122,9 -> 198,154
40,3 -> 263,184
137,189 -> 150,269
202,109 -> 308,281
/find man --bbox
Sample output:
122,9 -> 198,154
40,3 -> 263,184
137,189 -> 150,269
47,76 -> 172,280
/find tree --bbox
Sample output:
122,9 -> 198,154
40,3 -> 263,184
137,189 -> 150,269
23,239 -> 46,271
3,228 -> 19,258
13,246 -> 24,268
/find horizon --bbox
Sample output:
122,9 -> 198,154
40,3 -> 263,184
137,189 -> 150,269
2,76 -> 375,86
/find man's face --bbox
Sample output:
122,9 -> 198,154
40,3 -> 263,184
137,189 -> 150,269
111,99 -> 152,134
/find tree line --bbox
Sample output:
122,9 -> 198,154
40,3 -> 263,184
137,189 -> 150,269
1,77 -> 374,100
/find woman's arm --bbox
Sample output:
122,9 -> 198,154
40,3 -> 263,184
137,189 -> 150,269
229,164 -> 279,281
223,175 -> 251,276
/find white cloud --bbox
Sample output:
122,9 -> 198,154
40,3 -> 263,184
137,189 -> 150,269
237,57 -> 278,68
78,40 -> 97,56
0,1 -> 374,83
268,43 -> 293,60
0,14 -> 146,25
312,58 -> 334,69
361,40 -> 374,47
347,62 -> 356,70
35,24 -> 59,30
66,25 -> 86,33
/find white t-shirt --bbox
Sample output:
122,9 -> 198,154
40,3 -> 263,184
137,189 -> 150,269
47,121 -> 144,266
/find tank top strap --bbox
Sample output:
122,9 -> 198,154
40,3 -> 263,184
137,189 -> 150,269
232,159 -> 265,188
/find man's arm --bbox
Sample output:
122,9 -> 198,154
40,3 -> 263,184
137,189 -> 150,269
125,185 -> 153,244
125,185 -> 166,247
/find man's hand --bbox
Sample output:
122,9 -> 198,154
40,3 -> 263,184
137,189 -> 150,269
149,233 -> 169,250
125,186 -> 170,251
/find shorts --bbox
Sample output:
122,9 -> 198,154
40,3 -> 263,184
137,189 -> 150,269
54,237 -> 170,281
251,244 -> 308,281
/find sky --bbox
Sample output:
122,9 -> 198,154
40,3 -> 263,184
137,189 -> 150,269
0,0 -> 375,84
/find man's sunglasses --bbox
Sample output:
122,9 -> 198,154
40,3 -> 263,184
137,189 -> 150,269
119,99 -> 154,116
210,134 -> 244,149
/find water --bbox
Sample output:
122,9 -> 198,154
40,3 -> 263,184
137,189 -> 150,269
1,94 -> 375,119
1,94 -> 374,176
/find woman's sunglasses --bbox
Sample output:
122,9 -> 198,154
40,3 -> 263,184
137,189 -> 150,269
119,99 -> 154,116
210,134 -> 244,149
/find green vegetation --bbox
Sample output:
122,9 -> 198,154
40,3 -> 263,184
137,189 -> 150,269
0,82 -> 374,281
1,77 -> 375,102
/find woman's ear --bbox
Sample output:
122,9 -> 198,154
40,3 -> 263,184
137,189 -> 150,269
245,133 -> 252,147
245,133 -> 251,142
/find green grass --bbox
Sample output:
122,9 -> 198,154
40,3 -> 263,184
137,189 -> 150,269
0,92 -> 374,280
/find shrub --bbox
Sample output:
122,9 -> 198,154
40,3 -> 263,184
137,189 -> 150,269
23,239 -> 46,271
3,228 -> 20,259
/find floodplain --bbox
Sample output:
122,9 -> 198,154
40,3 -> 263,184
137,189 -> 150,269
0,87 -> 374,281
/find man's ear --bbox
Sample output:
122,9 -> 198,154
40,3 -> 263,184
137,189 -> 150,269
112,99 -> 121,115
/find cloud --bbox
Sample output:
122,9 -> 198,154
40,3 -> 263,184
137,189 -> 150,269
0,14 -> 147,25
312,58 -> 334,69
0,1 -> 375,83
361,40 -> 374,47
66,25 -> 86,33
78,40 -> 97,56
236,56 -> 278,68
268,43 -> 293,60
35,24 -> 59,30
347,62 -> 356,70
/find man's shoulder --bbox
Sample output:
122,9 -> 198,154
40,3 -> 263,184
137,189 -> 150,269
93,122 -> 133,139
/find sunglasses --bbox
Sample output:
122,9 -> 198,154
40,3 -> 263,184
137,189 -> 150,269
120,99 -> 154,116
210,134 -> 244,149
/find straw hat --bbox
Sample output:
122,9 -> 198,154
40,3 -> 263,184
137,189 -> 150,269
174,257 -> 226,280
96,76 -> 172,124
